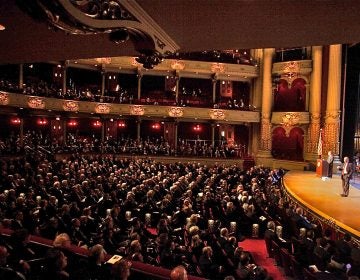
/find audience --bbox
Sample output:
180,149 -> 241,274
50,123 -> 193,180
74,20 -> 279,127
0,151 -> 358,280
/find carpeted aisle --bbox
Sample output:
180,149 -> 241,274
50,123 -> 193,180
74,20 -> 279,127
240,238 -> 286,280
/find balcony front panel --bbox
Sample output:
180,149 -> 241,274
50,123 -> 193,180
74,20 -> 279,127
1,92 -> 260,123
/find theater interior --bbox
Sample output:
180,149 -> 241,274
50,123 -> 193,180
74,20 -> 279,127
0,1 -> 360,280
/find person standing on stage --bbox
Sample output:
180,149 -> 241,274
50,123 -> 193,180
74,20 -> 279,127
337,156 -> 354,197
327,151 -> 334,178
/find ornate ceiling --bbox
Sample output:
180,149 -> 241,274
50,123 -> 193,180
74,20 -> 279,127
1,0 -> 360,65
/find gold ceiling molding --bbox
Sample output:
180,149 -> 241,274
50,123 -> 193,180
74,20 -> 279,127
129,105 -> 145,115
28,97 -> 45,109
168,107 -> 184,117
209,109 -> 226,120
95,103 -> 111,114
0,91 -> 9,105
63,100 -> 79,112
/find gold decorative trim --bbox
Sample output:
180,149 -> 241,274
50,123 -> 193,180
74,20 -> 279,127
95,103 -> 111,114
95,57 -> 112,65
129,105 -> 145,115
211,63 -> 225,73
28,96 -> 45,109
0,91 -> 9,105
168,107 -> 184,117
281,113 -> 300,136
63,100 -> 79,111
171,60 -> 185,70
209,109 -> 226,120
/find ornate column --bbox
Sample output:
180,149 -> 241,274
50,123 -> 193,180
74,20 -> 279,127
304,46 -> 322,161
19,117 -> 24,148
62,61 -> 68,96
174,121 -> 178,152
175,72 -> 180,104
101,68 -> 106,96
137,71 -> 142,100
212,75 -> 218,104
136,118 -> 141,140
101,119 -> 105,143
63,119 -> 67,146
211,122 -> 215,146
258,48 -> 274,158
19,64 -> 24,90
324,44 -> 342,157
250,49 -> 263,157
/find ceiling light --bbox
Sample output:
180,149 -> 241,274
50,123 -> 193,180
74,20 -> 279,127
0,24 -> 5,31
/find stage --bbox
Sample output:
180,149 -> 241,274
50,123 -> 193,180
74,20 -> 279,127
283,171 -> 360,237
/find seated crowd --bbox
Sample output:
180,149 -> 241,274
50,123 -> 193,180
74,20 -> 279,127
1,78 -> 255,111
0,132 -> 243,159
0,152 -> 359,280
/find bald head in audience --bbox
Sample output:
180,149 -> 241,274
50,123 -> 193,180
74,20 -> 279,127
170,265 -> 188,280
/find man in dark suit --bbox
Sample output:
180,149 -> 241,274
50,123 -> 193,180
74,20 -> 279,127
338,156 -> 354,197
327,151 -> 334,178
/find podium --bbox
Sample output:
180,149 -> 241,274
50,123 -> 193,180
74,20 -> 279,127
316,159 -> 329,177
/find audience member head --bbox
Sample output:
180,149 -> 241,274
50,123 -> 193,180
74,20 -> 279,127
111,259 -> 131,280
53,233 -> 71,248
170,265 -> 188,280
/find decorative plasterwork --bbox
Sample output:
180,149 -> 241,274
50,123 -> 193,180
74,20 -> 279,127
129,105 -> 145,115
272,60 -> 312,76
95,103 -> 111,114
63,100 -> 79,111
28,97 -> 45,109
209,109 -> 226,120
20,0 -> 179,56
168,107 -> 184,117
280,113 -> 300,136
2,92 -> 261,123
211,63 -> 225,73
71,57 -> 258,80
271,112 -> 310,125
0,91 -> 9,105
325,110 -> 341,123
170,60 -> 185,71
95,57 -> 112,65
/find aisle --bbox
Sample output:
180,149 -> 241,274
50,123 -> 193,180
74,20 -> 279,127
240,238 -> 286,279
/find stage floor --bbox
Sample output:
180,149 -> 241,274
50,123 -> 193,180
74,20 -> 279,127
283,171 -> 360,237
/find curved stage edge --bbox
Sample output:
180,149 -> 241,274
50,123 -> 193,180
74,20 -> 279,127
283,171 -> 360,238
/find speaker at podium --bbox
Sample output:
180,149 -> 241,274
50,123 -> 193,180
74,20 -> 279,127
316,159 -> 329,177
